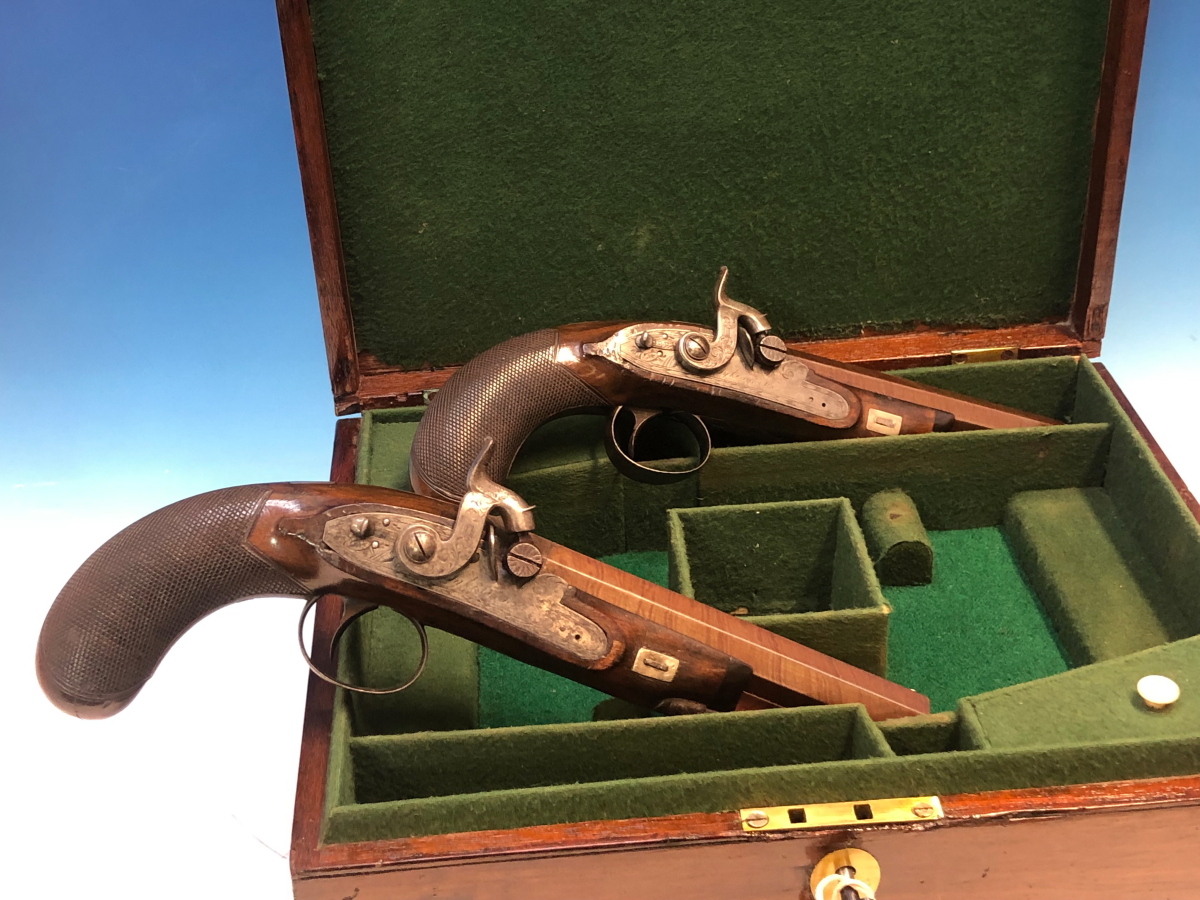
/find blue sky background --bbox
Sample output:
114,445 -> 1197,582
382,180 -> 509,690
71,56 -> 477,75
2,2 -> 1196,897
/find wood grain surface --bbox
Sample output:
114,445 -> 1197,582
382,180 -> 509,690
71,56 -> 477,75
534,536 -> 929,720
293,777 -> 1200,899
275,0 -> 359,405
1071,0 -> 1152,342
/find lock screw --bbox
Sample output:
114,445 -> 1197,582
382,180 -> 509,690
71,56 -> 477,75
399,527 -> 437,564
505,541 -> 544,578
682,334 -> 710,361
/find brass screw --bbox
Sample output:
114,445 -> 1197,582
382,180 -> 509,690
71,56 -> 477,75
743,809 -> 770,829
400,528 -> 437,563
911,803 -> 936,818
505,541 -> 544,578
682,334 -> 710,361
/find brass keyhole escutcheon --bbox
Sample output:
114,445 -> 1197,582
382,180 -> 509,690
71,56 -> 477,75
810,848 -> 880,900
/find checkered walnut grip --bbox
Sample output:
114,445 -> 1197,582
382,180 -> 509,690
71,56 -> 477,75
36,485 -> 305,718
409,329 -> 604,501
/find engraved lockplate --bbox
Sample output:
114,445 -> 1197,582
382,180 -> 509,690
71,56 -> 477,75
739,796 -> 943,832
586,325 -> 852,423
320,511 -> 609,664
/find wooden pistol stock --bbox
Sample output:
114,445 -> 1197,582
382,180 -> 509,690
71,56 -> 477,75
36,481 -> 928,722
409,266 -> 1059,502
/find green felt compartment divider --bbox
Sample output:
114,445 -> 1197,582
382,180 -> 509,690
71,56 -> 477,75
877,713 -> 961,756
898,356 -> 1081,423
749,608 -> 890,678
508,459 -> 629,557
668,499 -> 890,677
324,734 -> 1200,843
964,635 -> 1200,750
668,499 -> 860,613
477,646 -> 609,729
955,700 -> 993,751
355,406 -> 426,491
1003,488 -> 1179,665
696,424 -> 1111,530
350,705 -> 890,805
1073,362 -> 1200,637
322,650 -> 360,833
325,691 -> 356,817
861,489 -> 933,586
328,356 -> 1200,844
347,610 -> 480,736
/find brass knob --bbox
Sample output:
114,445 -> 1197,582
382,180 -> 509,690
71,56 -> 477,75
810,848 -> 880,900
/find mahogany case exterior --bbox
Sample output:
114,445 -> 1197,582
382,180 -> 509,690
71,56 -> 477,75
276,0 -> 1194,895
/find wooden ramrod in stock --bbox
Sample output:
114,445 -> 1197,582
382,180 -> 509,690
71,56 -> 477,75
35,480 -> 929,722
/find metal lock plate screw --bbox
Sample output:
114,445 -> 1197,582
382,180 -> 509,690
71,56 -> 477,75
681,334 -> 711,361
505,541 -> 544,578
755,334 -> 787,366
349,516 -> 373,539
399,527 -> 438,563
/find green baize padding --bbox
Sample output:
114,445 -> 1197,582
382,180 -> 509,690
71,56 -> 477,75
308,0 -> 1108,369
325,357 -> 1200,842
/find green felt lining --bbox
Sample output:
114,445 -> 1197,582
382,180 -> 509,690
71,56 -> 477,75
324,734 -> 1200,842
883,528 -> 1069,713
668,499 -> 876,614
325,356 -> 1200,843
861,489 -> 933,586
1004,488 -> 1178,665
350,705 -> 890,805
964,635 -> 1200,750
308,1 -> 1110,369
668,498 -> 890,677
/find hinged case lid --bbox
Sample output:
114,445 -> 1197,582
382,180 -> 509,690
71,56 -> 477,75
277,0 -> 1148,413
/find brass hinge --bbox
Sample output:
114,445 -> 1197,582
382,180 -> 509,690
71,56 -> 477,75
739,795 -> 943,832
950,346 -> 1019,364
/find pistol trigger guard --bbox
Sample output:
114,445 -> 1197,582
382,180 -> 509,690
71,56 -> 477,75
298,593 -> 429,695
604,406 -> 712,485
331,597 -> 380,651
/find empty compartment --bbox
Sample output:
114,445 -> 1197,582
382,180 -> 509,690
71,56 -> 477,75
668,498 -> 890,676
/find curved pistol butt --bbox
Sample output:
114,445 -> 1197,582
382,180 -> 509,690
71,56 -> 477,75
36,484 -> 307,718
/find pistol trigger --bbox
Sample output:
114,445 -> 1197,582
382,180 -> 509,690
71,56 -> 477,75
605,406 -> 712,485
624,407 -> 661,451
